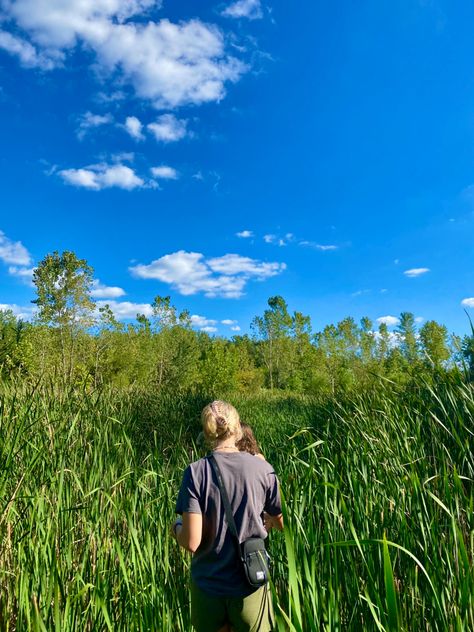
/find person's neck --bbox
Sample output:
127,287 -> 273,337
213,441 -> 238,452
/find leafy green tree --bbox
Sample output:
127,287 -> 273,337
419,320 -> 450,369
251,296 -> 292,389
199,337 -> 239,395
461,334 -> 474,380
92,304 -> 123,387
32,251 -> 95,382
396,312 -> 418,363
360,317 -> 376,363
149,296 -> 196,388
0,310 -> 31,376
376,322 -> 391,362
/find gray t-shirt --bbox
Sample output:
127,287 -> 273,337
175,451 -> 282,596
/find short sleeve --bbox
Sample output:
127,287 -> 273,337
175,465 -> 202,515
264,473 -> 282,516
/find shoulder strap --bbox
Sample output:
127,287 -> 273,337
208,454 -> 242,557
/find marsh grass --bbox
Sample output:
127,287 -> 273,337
0,377 -> 473,630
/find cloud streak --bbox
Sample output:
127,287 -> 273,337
404,267 -> 430,278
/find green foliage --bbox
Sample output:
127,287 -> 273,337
0,377 -> 473,630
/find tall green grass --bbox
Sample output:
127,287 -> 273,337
0,377 -> 472,630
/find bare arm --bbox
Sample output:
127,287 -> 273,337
172,512 -> 202,553
264,513 -> 284,531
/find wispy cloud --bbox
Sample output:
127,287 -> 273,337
221,319 -> 238,325
263,233 -> 295,247
376,315 -> 400,327
0,30 -> 60,70
1,3 -> 247,109
77,111 -> 113,140
59,163 -> 145,190
221,0 -> 263,20
147,114 -> 188,142
129,250 -> 286,298
8,265 -> 35,284
0,230 -> 32,266
300,241 -> 338,251
236,230 -> 253,238
461,297 -> 474,308
404,267 -> 430,278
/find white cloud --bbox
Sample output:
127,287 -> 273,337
150,166 -> 179,180
222,0 -> 263,20
129,250 -> 286,298
147,113 -> 188,142
8,266 -> 35,284
236,230 -> 253,238
404,268 -> 430,278
207,254 -> 285,278
91,280 -> 126,299
230,325 -> 241,331
415,316 -> 424,324
0,303 -> 36,320
221,319 -> 237,325
1,2 -> 246,109
124,116 -> 144,141
0,230 -> 32,266
95,299 -> 153,320
263,234 -> 275,244
300,241 -> 338,251
461,298 -> 474,308
191,314 -> 217,329
59,163 -> 145,190
201,326 -> 217,333
77,111 -> 113,139
376,315 -> 400,327
0,30 -> 61,69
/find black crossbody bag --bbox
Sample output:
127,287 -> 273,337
209,454 -> 271,589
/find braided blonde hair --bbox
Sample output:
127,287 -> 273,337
201,400 -> 242,447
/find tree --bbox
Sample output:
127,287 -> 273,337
419,320 -> 450,369
396,312 -> 418,363
360,317 -> 376,363
32,251 -> 95,382
0,309 -> 31,376
251,296 -> 292,390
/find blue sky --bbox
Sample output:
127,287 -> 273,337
0,0 -> 473,336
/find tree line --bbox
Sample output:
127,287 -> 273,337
1,250 -> 473,393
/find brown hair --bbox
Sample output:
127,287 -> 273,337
236,423 -> 261,456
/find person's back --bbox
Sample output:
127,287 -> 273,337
176,450 -> 281,597
172,400 -> 283,632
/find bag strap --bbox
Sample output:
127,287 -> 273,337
208,454 -> 243,558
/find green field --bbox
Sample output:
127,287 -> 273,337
1,377 -> 473,631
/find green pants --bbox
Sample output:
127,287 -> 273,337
191,581 -> 274,632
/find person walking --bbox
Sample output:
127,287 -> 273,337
171,400 -> 283,632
